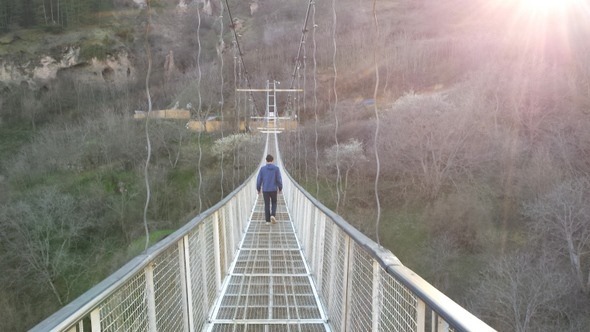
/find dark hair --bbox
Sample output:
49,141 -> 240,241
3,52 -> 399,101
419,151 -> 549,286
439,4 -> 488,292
266,154 -> 274,162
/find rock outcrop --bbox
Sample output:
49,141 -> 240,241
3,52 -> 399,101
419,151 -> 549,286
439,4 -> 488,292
0,47 -> 136,90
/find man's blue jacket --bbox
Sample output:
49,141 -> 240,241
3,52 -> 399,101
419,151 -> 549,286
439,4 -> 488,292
256,163 -> 283,192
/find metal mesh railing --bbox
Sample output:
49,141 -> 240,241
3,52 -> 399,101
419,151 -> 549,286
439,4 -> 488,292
153,245 -> 184,332
278,137 -> 496,331
99,271 -> 148,331
30,169 -> 258,332
32,133 -> 494,332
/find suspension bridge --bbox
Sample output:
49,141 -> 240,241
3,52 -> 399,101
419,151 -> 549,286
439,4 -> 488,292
31,133 -> 494,332
29,0 -> 498,330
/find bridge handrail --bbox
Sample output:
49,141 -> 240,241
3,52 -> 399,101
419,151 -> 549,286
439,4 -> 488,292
278,153 -> 495,331
31,133 -> 495,331
30,170 -> 259,332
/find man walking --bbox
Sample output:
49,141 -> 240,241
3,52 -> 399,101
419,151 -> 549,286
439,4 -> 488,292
256,154 -> 283,224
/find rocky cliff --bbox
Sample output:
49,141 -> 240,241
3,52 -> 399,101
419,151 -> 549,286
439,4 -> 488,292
0,46 -> 136,90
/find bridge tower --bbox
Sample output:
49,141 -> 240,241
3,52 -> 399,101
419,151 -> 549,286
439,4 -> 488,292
238,80 -> 302,134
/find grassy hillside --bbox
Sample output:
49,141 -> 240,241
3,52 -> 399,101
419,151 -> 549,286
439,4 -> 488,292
278,0 -> 590,330
2,0 -> 590,330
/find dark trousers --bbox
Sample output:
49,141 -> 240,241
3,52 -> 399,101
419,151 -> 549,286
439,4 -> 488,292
263,191 -> 278,222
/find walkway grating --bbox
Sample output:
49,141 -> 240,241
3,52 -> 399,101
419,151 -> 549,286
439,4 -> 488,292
206,194 -> 330,331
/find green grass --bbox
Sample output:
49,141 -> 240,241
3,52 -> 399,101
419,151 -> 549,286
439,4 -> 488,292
168,167 -> 197,191
0,123 -> 34,162
379,209 -> 428,268
127,229 -> 176,257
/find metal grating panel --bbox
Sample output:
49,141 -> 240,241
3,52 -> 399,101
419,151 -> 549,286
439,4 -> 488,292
241,232 -> 299,249
153,245 -> 184,332
99,272 -> 148,331
348,244 -> 375,331
211,323 -> 327,332
320,223 -> 347,331
188,226 -> 208,331
216,273 -> 321,321
204,219 -> 218,311
233,249 -> 307,275
209,184 -> 329,331
380,267 -> 419,331
246,220 -> 294,233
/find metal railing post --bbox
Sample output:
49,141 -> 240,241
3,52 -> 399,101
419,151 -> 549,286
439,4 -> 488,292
227,201 -> 236,264
145,263 -> 157,332
417,300 -> 426,332
199,225 -> 210,316
327,223 -> 339,326
371,260 -> 381,332
90,309 -> 100,332
179,237 -> 194,332
343,237 -> 353,332
314,213 -> 326,291
213,211 -> 222,293
434,312 -> 451,332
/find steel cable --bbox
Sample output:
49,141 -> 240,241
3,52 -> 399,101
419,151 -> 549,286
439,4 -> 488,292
312,3 -> 319,197
331,0 -> 342,211
223,0 -> 261,114
142,0 -> 153,251
372,0 -> 382,245
233,42 -> 238,188
303,36 -> 309,183
218,0 -> 225,198
196,1 -> 204,213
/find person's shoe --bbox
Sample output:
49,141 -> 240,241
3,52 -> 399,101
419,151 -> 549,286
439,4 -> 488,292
271,216 -> 276,224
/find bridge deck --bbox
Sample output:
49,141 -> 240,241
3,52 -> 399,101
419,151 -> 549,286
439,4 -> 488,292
206,194 -> 330,331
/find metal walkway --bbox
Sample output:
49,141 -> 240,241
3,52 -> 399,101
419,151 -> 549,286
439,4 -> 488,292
207,192 -> 330,331
30,133 -> 495,332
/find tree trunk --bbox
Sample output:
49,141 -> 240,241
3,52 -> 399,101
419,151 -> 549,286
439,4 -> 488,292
42,2 -> 48,24
566,236 -> 586,293
49,0 -> 55,23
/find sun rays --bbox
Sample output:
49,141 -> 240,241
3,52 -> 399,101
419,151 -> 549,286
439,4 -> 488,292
484,0 -> 590,66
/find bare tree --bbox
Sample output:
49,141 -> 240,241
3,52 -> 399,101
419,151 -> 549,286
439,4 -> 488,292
420,234 -> 459,292
468,252 -> 569,332
21,93 -> 43,131
378,92 -> 485,199
0,186 -> 95,306
523,178 -> 590,295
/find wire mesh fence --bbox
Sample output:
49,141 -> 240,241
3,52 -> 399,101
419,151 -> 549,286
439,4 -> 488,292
32,133 -> 493,332
30,170 -> 259,332
280,135 -> 496,331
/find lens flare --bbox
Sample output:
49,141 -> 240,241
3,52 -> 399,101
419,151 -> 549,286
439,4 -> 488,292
520,0 -> 568,12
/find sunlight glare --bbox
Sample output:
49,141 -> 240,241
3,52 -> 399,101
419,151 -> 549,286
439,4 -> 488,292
518,0 -> 578,13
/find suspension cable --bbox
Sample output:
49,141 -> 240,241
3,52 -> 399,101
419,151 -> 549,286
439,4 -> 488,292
142,0 -> 153,251
312,2 -> 319,197
232,41 -> 238,187
196,1 -> 204,212
289,0 -> 314,90
286,0 -> 314,111
372,0 -> 382,245
302,34 -> 309,183
224,0 -> 261,115
236,45 -> 243,181
296,67 -> 302,177
218,0 -> 225,198
331,0 -> 342,211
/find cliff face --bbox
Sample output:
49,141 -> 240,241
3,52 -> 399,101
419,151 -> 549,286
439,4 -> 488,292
0,46 -> 135,90
0,47 -> 136,90
0,0 -> 223,93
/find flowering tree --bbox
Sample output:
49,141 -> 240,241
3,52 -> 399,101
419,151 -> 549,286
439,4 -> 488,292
325,139 -> 367,205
